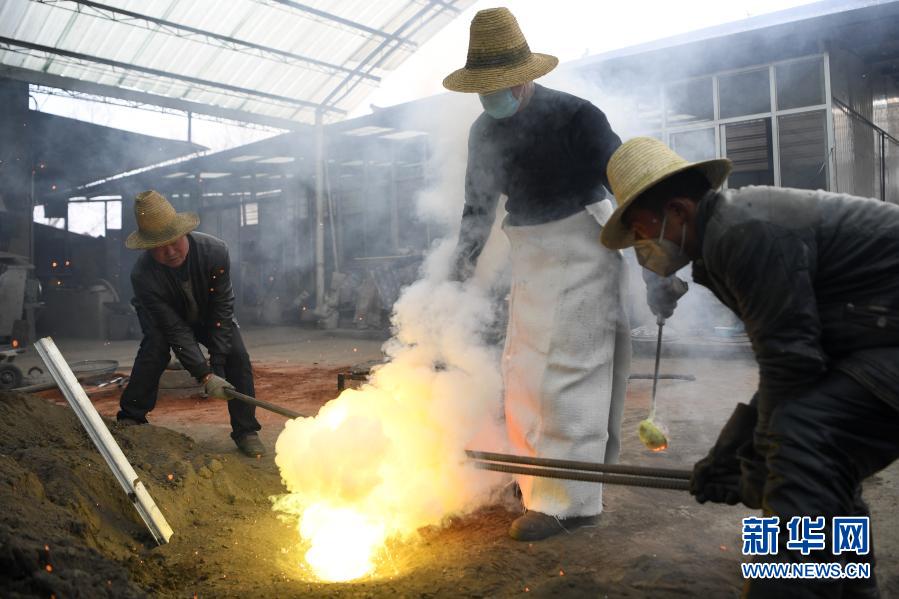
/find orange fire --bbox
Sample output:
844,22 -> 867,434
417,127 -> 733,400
273,278 -> 504,582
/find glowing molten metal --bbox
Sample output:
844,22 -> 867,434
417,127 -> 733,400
272,277 -> 504,582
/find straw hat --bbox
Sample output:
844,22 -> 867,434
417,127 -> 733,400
600,137 -> 732,250
125,190 -> 199,250
443,7 -> 558,93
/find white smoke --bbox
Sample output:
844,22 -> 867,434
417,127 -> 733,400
272,96 -> 510,582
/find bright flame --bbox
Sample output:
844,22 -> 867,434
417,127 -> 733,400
299,505 -> 385,582
273,244 -> 507,582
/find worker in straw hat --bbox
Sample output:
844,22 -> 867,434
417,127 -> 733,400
602,137 -> 899,597
444,6 -> 640,541
117,190 -> 265,458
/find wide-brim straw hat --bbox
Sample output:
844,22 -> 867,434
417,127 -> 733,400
125,190 -> 199,250
443,7 -> 558,93
601,137 -> 733,250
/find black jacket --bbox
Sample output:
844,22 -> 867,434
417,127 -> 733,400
131,232 -> 235,380
455,84 -> 621,272
693,186 -> 899,421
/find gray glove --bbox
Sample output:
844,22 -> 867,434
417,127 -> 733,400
643,270 -> 689,320
204,374 -> 234,400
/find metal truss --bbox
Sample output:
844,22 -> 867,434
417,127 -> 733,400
319,0 -> 457,115
0,37 -> 346,115
32,0 -> 380,82
265,0 -> 419,50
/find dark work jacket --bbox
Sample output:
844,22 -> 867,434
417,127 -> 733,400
455,84 -> 621,271
131,232 -> 235,380
692,186 -> 899,421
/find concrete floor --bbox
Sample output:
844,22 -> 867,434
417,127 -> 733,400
14,325 -> 388,376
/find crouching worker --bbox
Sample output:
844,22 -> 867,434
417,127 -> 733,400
117,190 -> 264,457
600,137 -> 899,598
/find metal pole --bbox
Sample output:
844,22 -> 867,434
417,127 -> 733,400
465,450 -> 691,480
881,132 -> 886,201
223,388 -> 306,419
650,319 -> 664,420
314,109 -> 326,309
34,338 -> 173,544
471,461 -> 690,491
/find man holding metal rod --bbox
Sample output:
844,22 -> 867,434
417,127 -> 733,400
600,137 -> 899,598
117,190 -> 265,458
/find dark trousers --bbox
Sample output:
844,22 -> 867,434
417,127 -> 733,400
117,309 -> 261,440
744,372 -> 899,598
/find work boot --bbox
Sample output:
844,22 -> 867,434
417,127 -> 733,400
509,511 -> 599,541
235,433 -> 266,457
116,417 -> 145,427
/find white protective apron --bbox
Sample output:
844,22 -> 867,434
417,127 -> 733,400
502,201 -> 631,518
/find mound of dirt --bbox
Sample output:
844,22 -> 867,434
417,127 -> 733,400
0,391 -> 284,598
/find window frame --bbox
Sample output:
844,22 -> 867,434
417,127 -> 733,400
648,53 -> 833,190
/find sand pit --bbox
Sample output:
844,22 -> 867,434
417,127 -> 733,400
2,358 -> 898,598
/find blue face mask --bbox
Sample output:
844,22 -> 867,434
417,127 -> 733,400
479,88 -> 520,119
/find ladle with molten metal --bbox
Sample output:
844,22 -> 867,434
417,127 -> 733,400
638,316 -> 670,452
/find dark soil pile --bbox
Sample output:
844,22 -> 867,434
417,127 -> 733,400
0,391 -> 284,598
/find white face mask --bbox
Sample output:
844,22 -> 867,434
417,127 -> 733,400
634,213 -> 690,277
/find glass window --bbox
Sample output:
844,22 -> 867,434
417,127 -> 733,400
779,111 -> 828,190
723,118 -> 774,188
776,58 -> 825,110
670,128 -> 716,162
634,88 -> 663,132
718,68 -> 771,119
665,77 -> 713,126
106,200 -> 122,230
33,205 -> 65,230
241,202 -> 258,226
67,202 -> 106,237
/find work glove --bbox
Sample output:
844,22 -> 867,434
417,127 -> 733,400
690,401 -> 758,506
643,269 -> 688,321
204,374 -> 234,400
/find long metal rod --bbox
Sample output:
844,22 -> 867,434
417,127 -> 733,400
314,109 -> 326,310
0,37 -> 344,114
472,461 -> 690,491
55,0 -> 378,80
34,338 -> 173,545
321,0 -> 445,110
270,0 -> 417,48
2,65 -> 301,130
629,373 -> 695,381
465,450 -> 691,480
650,320 -> 664,419
223,388 -> 306,419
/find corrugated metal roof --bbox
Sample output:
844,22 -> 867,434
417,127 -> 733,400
0,0 -> 474,126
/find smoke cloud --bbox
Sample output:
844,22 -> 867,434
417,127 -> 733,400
271,99 -> 509,582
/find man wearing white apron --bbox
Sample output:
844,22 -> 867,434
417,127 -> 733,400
443,7 -> 631,541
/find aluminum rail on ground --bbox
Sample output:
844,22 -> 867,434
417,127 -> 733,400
34,337 -> 173,545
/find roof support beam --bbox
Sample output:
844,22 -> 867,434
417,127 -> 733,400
0,65 -> 304,130
0,36 -> 344,115
43,0 -> 378,82
321,0 -> 450,111
269,0 -> 417,50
